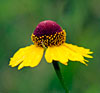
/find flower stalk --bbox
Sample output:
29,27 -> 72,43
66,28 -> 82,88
52,61 -> 69,93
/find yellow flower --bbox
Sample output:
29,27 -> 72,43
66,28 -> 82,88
9,20 -> 93,70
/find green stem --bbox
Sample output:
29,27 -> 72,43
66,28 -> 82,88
52,61 -> 69,93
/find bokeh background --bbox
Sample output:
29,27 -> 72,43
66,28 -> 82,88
0,0 -> 100,93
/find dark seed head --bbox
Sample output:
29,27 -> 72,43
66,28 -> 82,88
33,20 -> 62,37
32,20 -> 66,47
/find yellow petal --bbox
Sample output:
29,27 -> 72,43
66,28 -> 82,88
64,43 -> 93,58
9,45 -> 44,70
45,43 -> 93,65
63,43 -> 93,65
45,45 -> 68,65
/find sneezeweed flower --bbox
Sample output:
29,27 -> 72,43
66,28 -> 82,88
9,20 -> 93,70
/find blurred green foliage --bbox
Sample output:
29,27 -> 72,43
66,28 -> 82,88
0,0 -> 100,93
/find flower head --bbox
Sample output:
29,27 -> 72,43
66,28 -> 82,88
9,20 -> 93,70
31,20 -> 66,47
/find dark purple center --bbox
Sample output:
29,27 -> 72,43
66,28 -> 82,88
33,20 -> 62,37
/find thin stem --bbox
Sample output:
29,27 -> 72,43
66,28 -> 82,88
52,61 -> 69,93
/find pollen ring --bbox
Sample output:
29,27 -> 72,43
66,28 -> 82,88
31,30 -> 66,47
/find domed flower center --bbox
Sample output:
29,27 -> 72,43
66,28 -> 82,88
31,20 -> 66,47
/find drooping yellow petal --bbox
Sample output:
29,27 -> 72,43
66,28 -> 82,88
9,45 -> 44,70
45,43 -> 93,65
64,43 -> 93,58
63,43 -> 93,65
45,45 -> 68,65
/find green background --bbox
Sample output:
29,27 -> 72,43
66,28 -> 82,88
0,0 -> 99,93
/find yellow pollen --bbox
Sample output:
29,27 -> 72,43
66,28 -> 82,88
31,30 -> 66,47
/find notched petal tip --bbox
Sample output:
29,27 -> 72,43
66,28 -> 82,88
84,55 -> 93,58
84,63 -> 88,66
9,62 -> 11,66
84,59 -> 89,62
88,51 -> 93,54
80,61 -> 88,66
62,62 -> 68,65
18,64 -> 24,70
